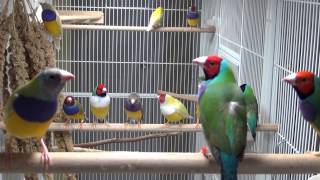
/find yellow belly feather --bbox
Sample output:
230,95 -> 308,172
91,106 -> 109,119
44,21 -> 61,37
4,111 -> 52,139
164,113 -> 185,123
126,110 -> 143,121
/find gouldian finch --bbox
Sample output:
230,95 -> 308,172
124,93 -> 144,127
283,71 -> 320,135
157,93 -> 192,126
193,55 -> 247,180
147,7 -> 164,31
63,96 -> 85,128
4,68 -> 74,168
90,83 -> 110,127
240,84 -> 258,141
186,5 -> 200,27
40,2 -> 62,50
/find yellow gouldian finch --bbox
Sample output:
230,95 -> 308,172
63,96 -> 85,129
40,2 -> 62,50
157,93 -> 193,126
186,5 -> 200,27
4,68 -> 74,168
147,7 -> 164,31
124,93 -> 144,128
90,83 -> 111,127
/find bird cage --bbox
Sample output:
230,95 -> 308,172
0,0 -> 320,180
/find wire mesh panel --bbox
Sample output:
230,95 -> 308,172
271,0 -> 320,179
54,0 -> 201,179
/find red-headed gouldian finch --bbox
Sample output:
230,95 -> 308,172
147,7 -> 164,31
187,5 -> 200,27
90,83 -> 110,127
124,93 -> 144,128
63,96 -> 85,128
283,71 -> 320,134
4,68 -> 74,168
157,93 -> 192,126
40,2 -> 62,50
194,55 -> 247,180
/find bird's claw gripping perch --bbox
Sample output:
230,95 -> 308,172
40,138 -> 51,170
200,146 -> 214,161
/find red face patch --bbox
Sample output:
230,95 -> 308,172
294,71 -> 315,96
203,55 -> 223,79
158,93 -> 166,103
96,83 -> 105,95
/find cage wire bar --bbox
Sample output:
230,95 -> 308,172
54,0 -> 201,180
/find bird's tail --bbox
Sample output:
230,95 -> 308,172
220,152 -> 238,180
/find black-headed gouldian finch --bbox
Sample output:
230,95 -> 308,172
157,93 -> 192,126
186,5 -> 200,27
63,96 -> 85,128
147,7 -> 164,31
40,2 -> 62,50
90,83 -> 110,127
193,55 -> 247,180
4,68 -> 74,168
124,93 -> 144,128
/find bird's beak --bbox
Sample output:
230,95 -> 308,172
130,99 -> 136,104
102,87 -> 107,93
156,95 -> 160,100
192,56 -> 207,67
60,70 -> 75,81
282,73 -> 297,86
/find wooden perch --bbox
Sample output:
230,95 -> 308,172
0,152 -> 319,174
75,132 -> 181,148
62,24 -> 216,33
59,10 -> 104,24
51,147 -> 103,152
0,122 -> 279,132
157,90 -> 197,102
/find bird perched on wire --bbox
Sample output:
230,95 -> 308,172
147,7 -> 164,31
90,83 -> 111,127
4,68 -> 74,168
186,5 -> 200,27
40,2 -> 62,50
193,55 -> 247,180
157,93 -> 192,126
124,93 -> 144,128
283,72 -> 320,135
63,96 -> 85,128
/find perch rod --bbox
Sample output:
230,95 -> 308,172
0,152 -> 319,174
0,123 -> 278,132
62,24 -> 216,33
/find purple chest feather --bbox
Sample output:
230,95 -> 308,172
299,100 -> 317,122
197,82 -> 207,102
124,102 -> 142,112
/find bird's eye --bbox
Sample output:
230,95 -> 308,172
210,62 -> 215,65
49,75 -> 56,79
302,78 -> 307,82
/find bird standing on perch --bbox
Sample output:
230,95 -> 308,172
157,93 -> 193,127
40,2 -> 62,50
186,5 -> 200,27
124,93 -> 144,128
193,55 -> 247,180
90,83 -> 111,127
147,7 -> 164,31
63,96 -> 85,128
283,71 -> 320,155
4,68 -> 74,168
240,84 -> 258,141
